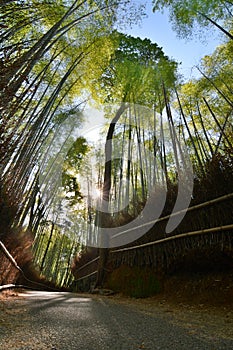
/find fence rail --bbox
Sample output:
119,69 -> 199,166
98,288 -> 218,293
111,192 -> 233,240
76,270 -> 97,282
111,223 -> 233,253
76,257 -> 99,273
75,192 -> 233,283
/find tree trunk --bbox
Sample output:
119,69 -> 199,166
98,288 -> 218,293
95,103 -> 128,288
203,97 -> 233,150
175,88 -> 204,172
197,11 -> 233,41
40,222 -> 55,272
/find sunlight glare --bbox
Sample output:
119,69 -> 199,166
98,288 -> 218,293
94,188 -> 102,199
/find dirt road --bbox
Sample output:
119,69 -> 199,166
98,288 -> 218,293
0,291 -> 233,349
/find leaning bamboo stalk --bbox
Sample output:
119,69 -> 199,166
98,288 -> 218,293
133,105 -> 146,201
0,284 -> 25,291
196,11 -> 233,41
0,240 -> 23,272
76,256 -> 100,273
40,222 -> 55,272
175,89 -> 204,170
159,112 -> 168,183
12,53 -> 85,193
195,66 -> 233,108
163,85 -> 180,172
76,270 -> 98,281
215,110 -> 232,154
117,117 -> 126,211
2,0 -> 84,98
203,97 -> 233,150
96,102 -> 128,288
111,192 -> 233,240
111,223 -> 233,253
196,101 -> 214,157
189,109 -> 208,162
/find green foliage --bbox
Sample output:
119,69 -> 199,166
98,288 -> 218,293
33,223 -> 77,287
106,265 -> 161,298
62,136 -> 89,206
174,35 -> 233,158
92,31 -> 178,106
152,0 -> 233,39
64,137 -> 89,169
0,0 -> 143,151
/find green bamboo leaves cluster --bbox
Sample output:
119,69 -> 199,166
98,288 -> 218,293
0,0 -> 140,228
94,31 -> 178,106
0,0 -> 144,286
152,0 -> 233,40
1,0 -> 232,288
175,34 -> 233,169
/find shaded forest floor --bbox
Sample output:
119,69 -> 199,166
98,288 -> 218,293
105,270 -> 233,341
161,271 -> 233,307
1,261 -> 233,307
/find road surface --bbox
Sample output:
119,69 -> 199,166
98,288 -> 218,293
0,291 -> 233,349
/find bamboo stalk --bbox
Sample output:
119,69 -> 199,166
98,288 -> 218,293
76,256 -> 99,272
0,284 -> 28,291
112,224 -> 233,253
76,270 -> 97,281
203,97 -> 233,150
196,66 -> 233,108
0,240 -> 23,272
111,192 -> 233,240
196,101 -> 214,157
175,89 -> 204,170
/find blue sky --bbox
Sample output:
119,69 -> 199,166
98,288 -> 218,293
124,3 -> 223,81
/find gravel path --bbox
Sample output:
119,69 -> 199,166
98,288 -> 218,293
0,291 -> 233,350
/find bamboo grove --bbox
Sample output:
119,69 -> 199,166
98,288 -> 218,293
0,1 -> 233,289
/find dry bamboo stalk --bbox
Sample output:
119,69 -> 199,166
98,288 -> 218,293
76,256 -> 99,272
76,270 -> 97,281
79,194 -> 233,271
111,192 -> 233,240
0,240 -> 23,272
111,224 -> 233,253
